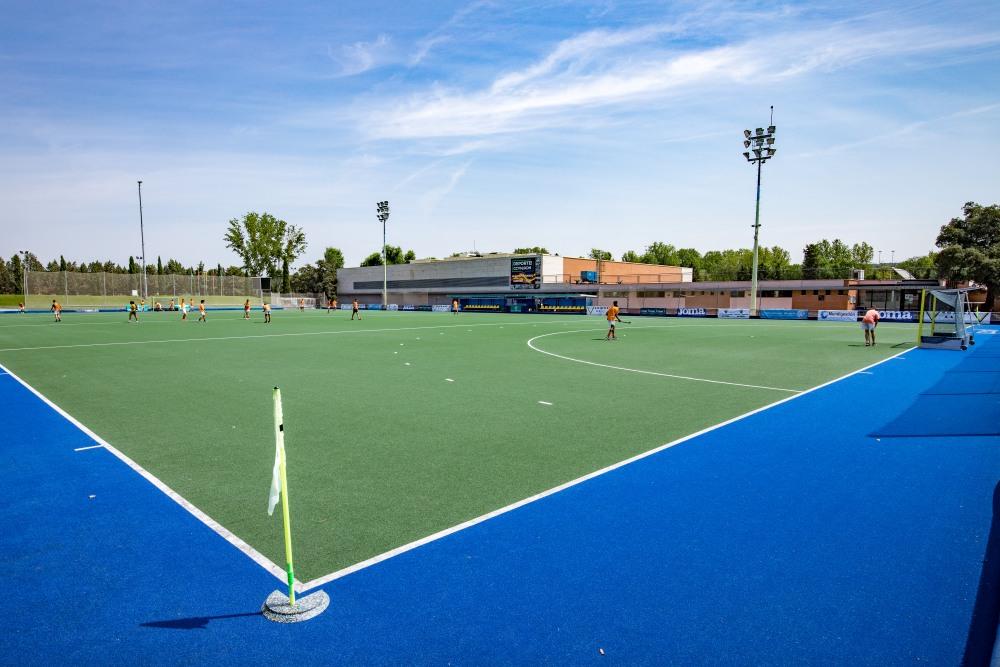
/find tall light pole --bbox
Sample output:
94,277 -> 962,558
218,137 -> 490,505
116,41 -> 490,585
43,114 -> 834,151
137,180 -> 148,300
20,250 -> 29,308
742,106 -> 777,316
377,200 -> 390,308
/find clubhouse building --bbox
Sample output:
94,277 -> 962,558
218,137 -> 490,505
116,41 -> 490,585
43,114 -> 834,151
336,253 -> 949,317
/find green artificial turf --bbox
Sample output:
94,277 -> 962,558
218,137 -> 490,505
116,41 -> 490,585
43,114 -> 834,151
0,310 -> 917,580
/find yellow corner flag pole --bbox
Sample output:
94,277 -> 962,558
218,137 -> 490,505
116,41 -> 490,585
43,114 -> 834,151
272,387 -> 296,606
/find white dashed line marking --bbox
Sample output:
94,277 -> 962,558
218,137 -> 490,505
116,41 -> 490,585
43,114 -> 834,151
74,445 -> 105,452
538,401 -> 553,406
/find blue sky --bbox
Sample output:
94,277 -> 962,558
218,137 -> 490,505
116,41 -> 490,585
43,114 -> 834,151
1,0 -> 998,269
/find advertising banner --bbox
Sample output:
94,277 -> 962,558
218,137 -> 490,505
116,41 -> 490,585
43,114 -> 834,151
718,308 -> 750,319
640,307 -> 667,316
402,305 -> 415,311
586,305 -> 609,316
677,307 -> 706,317
387,304 -> 399,311
878,310 -> 915,322
339,303 -> 353,310
510,257 -> 541,290
922,311 -> 992,324
367,304 -> 382,310
760,309 -> 809,320
431,305 -> 451,312
818,310 -> 858,322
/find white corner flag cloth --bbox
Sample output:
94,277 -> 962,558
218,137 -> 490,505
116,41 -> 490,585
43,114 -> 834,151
268,386 -> 284,516
268,440 -> 282,516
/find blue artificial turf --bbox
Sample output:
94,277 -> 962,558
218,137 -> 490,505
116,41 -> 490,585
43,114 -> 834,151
1,332 -> 999,664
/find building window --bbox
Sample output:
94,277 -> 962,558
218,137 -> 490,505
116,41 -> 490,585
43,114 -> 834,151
819,294 -> 825,301
812,290 -> 818,295
800,290 -> 806,295
838,290 -> 845,295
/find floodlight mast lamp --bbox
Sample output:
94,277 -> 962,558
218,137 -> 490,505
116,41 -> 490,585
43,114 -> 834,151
376,201 -> 390,307
742,106 -> 777,317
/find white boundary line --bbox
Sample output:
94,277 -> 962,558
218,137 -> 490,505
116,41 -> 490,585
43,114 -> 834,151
0,319 -> 587,353
0,361 -> 294,589
73,444 -> 105,452
527,327 -> 801,393
297,343 -> 914,591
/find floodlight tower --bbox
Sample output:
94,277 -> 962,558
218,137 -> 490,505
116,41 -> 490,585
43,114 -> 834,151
137,180 -> 148,300
376,200 -> 390,307
742,106 -> 777,316
20,250 -> 29,307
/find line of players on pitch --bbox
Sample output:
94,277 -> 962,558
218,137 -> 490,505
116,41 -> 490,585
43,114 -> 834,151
43,297 -> 885,345
46,297 -> 370,324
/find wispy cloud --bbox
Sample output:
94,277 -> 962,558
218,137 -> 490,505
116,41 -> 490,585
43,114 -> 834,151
408,0 -> 495,66
363,19 -> 1000,139
419,161 -> 472,212
796,102 -> 1000,157
330,33 -> 391,76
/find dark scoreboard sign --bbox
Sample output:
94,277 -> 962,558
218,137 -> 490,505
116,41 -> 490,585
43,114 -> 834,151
510,257 -> 541,289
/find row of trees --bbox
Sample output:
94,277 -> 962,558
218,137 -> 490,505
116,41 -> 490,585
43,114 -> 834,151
587,241 -> 873,281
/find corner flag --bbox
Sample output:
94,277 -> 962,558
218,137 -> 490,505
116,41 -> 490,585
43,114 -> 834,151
268,403 -> 283,517
268,387 -> 296,605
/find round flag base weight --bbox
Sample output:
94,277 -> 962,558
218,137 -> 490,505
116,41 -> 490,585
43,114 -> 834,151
261,589 -> 329,623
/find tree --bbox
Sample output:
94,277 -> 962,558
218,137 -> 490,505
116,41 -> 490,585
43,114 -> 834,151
513,247 -> 549,254
224,211 -> 307,278
898,252 -> 938,279
128,256 -> 137,274
404,249 -> 416,263
621,250 -> 642,263
225,265 -> 246,276
8,254 -> 23,293
640,242 -> 680,266
360,252 -> 383,267
157,257 -> 163,275
589,248 -> 613,261
290,263 -> 320,294
165,259 -> 185,275
317,247 -> 345,298
46,260 -> 60,272
0,260 -> 13,294
936,202 -> 1000,306
802,243 -> 824,279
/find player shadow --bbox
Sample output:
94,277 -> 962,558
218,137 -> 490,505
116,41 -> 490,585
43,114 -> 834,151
962,480 -> 1000,666
140,611 -> 262,630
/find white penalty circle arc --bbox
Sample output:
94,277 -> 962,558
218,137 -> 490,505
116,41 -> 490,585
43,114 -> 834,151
526,327 -> 801,393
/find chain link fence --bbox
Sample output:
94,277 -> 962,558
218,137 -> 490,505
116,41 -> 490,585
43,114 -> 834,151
24,271 -> 263,308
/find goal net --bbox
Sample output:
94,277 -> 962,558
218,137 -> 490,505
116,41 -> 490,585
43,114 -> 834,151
918,288 -> 984,350
271,295 -> 317,309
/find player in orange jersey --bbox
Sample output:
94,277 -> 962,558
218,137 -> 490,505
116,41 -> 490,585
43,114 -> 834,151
861,308 -> 880,347
605,301 -> 622,341
197,300 -> 207,322
51,300 -> 62,322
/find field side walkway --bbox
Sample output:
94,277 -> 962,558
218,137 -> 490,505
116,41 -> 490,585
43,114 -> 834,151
2,329 -> 999,664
